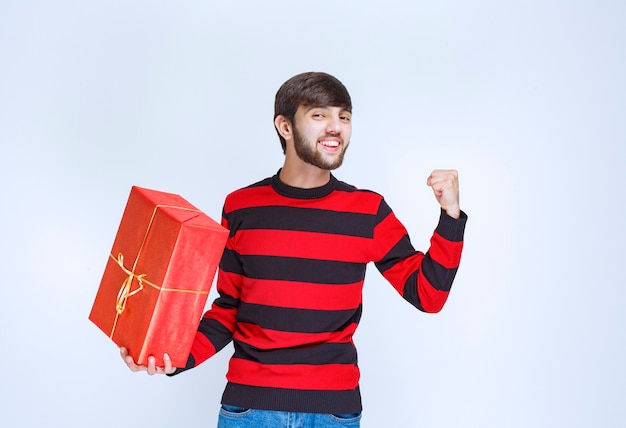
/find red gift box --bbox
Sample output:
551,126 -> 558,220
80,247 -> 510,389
89,186 -> 228,367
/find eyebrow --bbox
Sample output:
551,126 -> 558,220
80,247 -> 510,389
304,105 -> 352,114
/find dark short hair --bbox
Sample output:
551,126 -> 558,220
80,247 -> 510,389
274,72 -> 352,153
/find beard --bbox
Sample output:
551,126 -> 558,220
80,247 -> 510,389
293,126 -> 349,171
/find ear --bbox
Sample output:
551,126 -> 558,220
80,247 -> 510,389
274,115 -> 293,141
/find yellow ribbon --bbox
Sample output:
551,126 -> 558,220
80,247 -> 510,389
107,204 -> 212,339
111,253 -> 150,315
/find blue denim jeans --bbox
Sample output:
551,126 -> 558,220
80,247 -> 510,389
217,405 -> 361,427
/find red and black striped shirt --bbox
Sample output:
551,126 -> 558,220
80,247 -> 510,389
173,172 -> 467,414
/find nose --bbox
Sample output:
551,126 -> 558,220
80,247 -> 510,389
325,114 -> 343,135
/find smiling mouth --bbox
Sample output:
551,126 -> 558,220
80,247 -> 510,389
319,140 -> 340,149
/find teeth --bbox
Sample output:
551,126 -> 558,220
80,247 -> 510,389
321,140 -> 339,147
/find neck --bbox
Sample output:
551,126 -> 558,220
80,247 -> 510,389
279,161 -> 331,189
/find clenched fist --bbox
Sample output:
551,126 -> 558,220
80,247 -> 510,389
426,169 -> 460,219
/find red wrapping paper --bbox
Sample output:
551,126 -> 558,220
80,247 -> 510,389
89,186 -> 228,367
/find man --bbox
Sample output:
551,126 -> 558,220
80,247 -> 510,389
121,71 -> 467,427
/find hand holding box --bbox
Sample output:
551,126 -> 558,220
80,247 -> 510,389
89,186 -> 228,367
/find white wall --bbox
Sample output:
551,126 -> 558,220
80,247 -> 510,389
1,1 -> 624,427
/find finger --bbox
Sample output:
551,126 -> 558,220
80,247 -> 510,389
426,170 -> 446,186
428,171 -> 457,190
120,347 -> 142,372
428,177 -> 448,194
163,353 -> 174,374
147,356 -> 157,376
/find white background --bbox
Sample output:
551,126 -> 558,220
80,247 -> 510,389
1,1 -> 624,427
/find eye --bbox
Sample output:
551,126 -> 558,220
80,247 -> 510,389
340,114 -> 351,122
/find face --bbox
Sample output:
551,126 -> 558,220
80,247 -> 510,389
291,105 -> 352,170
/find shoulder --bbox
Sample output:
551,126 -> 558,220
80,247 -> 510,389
330,179 -> 388,216
228,177 -> 273,197
223,176 -> 274,213
334,178 -> 384,200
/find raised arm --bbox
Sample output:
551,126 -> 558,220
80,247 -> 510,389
373,169 -> 466,313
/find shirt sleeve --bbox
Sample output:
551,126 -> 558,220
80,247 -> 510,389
169,210 -> 241,375
372,200 -> 467,313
